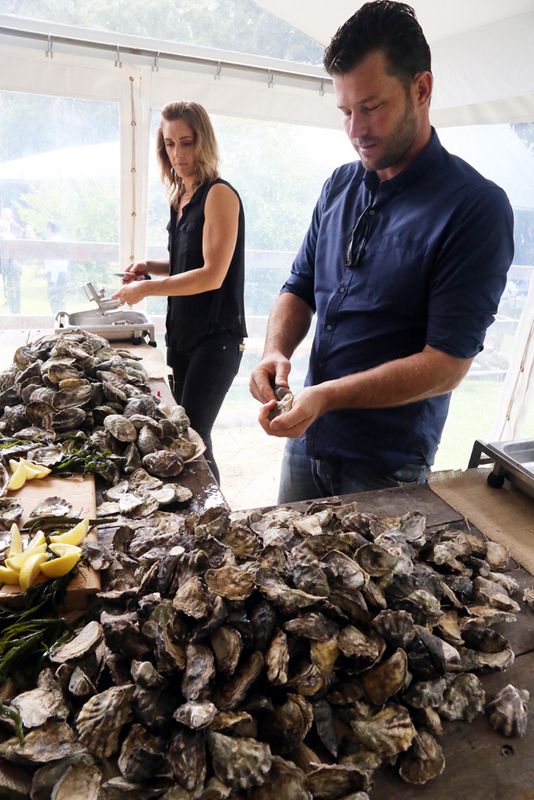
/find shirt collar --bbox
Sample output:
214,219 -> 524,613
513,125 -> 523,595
363,127 -> 442,196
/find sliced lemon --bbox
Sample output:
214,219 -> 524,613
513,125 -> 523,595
8,459 -> 19,473
6,543 -> 47,571
49,518 -> 90,547
40,550 -> 81,579
49,543 -> 82,558
7,523 -> 22,557
0,565 -> 22,585
19,552 -> 50,592
27,531 -> 46,550
7,462 -> 26,492
20,459 -> 51,479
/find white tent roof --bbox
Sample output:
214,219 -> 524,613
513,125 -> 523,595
256,1 -> 534,127
256,1 -> 534,48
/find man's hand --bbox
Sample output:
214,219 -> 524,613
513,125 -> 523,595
258,385 -> 327,438
249,355 -> 292,403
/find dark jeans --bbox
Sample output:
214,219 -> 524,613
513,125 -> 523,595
278,435 -> 431,504
167,332 -> 244,483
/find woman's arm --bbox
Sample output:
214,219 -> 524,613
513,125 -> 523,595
112,184 -> 239,305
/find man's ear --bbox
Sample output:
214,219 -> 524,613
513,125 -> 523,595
413,71 -> 433,107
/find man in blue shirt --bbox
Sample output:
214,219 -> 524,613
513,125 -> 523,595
249,0 -> 514,503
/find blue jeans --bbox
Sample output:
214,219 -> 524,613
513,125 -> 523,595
278,436 -> 430,504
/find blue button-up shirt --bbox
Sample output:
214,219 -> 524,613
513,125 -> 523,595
282,129 -> 514,477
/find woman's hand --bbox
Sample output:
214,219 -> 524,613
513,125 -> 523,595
111,279 -> 150,306
122,261 -> 148,283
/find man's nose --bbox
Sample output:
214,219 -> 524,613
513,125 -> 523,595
347,111 -> 368,140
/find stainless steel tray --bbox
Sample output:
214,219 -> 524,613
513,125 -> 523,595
54,281 -> 157,345
468,438 -> 534,500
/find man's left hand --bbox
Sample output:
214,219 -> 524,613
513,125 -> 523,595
258,386 -> 326,438
111,281 -> 149,306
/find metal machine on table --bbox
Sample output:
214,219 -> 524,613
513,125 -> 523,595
469,438 -> 534,500
55,282 -> 156,346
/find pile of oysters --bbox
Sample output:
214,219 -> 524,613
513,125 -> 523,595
0,498 -> 529,799
0,330 -> 198,498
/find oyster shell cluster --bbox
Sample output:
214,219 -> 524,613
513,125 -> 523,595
0,329 -> 197,499
0,498 -> 530,799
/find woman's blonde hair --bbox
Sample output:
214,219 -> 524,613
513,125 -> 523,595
156,101 -> 220,209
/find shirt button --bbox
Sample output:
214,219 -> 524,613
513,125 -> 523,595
326,324 -> 332,330
318,362 -> 323,368
339,287 -> 345,293
369,209 -> 375,215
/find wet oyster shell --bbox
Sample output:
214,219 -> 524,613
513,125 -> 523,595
261,693 -> 313,754
486,684 -> 530,737
47,763 -> 102,800
76,684 -> 136,758
361,648 -> 410,706
249,755 -> 312,800
207,730 -> 272,791
439,673 -> 485,722
0,498 -> 23,524
118,723 -> 169,783
351,705 -> 417,757
168,727 -> 206,792
29,496 -> 74,518
173,700 -> 218,730
305,764 -> 370,800
11,669 -> 69,729
0,721 -> 82,764
104,414 -> 138,442
181,644 -> 216,700
142,450 -> 184,478
205,566 -> 255,600
398,729 -> 445,785
49,621 -> 104,665
210,625 -> 243,678
265,628 -> 290,685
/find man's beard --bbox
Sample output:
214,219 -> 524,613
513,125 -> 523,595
356,96 -> 418,173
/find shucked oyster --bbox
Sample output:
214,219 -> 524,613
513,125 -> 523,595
29,496 -> 74,518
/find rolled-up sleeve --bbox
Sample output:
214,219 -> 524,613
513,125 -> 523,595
425,182 -> 514,359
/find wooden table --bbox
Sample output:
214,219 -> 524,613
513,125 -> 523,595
283,482 -> 534,800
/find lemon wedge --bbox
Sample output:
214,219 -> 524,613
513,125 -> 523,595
27,531 -> 46,550
49,543 -> 82,558
6,542 -> 47,571
0,565 -> 22,585
49,518 -> 90,547
20,458 -> 51,479
19,552 -> 50,592
7,461 -> 27,492
7,523 -> 22,557
40,550 -> 81,579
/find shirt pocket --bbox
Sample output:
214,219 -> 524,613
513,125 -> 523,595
352,234 -> 429,312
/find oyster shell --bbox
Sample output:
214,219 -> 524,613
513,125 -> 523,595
142,450 -> 184,478
0,721 -> 82,764
76,684 -> 136,758
439,673 -> 485,722
351,705 -> 417,757
29,496 -> 74,518
486,684 -> 530,737
207,730 -> 272,791
398,729 -> 445,785
104,414 -> 138,442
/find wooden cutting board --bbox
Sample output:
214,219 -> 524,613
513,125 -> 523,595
0,473 -> 100,609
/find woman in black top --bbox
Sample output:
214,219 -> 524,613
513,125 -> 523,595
113,101 -> 247,483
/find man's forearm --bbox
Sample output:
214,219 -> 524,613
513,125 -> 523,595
263,292 -> 313,359
317,345 -> 473,412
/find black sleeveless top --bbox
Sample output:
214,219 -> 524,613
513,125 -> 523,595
165,178 -> 247,353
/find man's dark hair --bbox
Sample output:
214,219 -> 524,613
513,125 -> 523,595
324,1 -> 431,90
